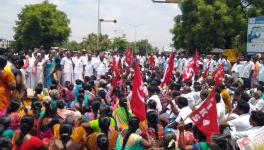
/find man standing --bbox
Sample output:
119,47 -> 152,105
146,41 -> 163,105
84,53 -> 94,78
26,49 -> 35,89
61,51 -> 74,84
73,52 -> 84,82
95,53 -> 108,79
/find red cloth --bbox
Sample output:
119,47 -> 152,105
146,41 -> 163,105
125,48 -> 133,68
193,50 -> 200,75
130,60 -> 147,121
182,59 -> 195,81
212,63 -> 225,85
149,54 -> 155,67
160,52 -> 174,88
202,61 -> 211,79
189,89 -> 220,142
14,136 -> 44,150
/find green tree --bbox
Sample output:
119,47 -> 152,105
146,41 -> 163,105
13,1 -> 71,50
60,40 -> 82,51
131,39 -> 153,55
82,33 -> 111,52
171,0 -> 264,53
112,37 -> 128,53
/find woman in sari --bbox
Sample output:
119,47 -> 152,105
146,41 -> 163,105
0,55 -> 16,111
43,54 -> 55,88
87,116 -> 118,150
116,117 -> 152,150
112,98 -> 131,130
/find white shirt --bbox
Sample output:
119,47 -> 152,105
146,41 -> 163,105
230,126 -> 261,140
27,56 -> 35,73
249,98 -> 264,111
241,61 -> 255,78
182,93 -> 195,108
84,58 -> 94,77
147,95 -> 162,112
73,57 -> 84,74
60,57 -> 74,73
258,64 -> 264,82
217,100 -> 226,122
95,59 -> 108,77
175,106 -> 193,125
228,113 -> 251,132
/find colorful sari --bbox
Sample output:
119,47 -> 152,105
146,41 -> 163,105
116,130 -> 144,150
44,60 -> 55,88
0,70 -> 15,111
87,130 -> 118,150
112,107 -> 131,130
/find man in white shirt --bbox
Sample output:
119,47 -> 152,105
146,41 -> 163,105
249,90 -> 264,111
84,54 -> 94,78
240,56 -> 255,89
26,49 -> 36,89
224,111 -> 264,140
167,96 -> 193,128
73,52 -> 85,82
61,52 -> 74,84
94,54 -> 108,79
147,85 -> 162,112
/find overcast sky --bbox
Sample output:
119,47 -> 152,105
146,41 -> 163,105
0,0 -> 181,49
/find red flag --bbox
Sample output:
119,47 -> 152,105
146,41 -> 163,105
125,47 -> 133,68
160,52 -> 174,88
131,60 -> 147,121
149,54 -> 155,68
117,58 -> 122,75
189,89 -> 220,142
111,73 -> 120,87
193,50 -> 200,75
202,61 -> 211,79
112,57 -> 117,72
212,63 -> 224,85
182,60 -> 194,81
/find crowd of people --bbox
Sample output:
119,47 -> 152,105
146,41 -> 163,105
0,47 -> 264,150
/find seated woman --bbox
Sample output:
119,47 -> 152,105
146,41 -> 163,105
112,98 -> 132,130
87,116 -> 118,150
37,100 -> 59,142
178,123 -> 211,150
0,99 -> 21,130
12,115 -> 46,150
116,117 -> 152,150
49,123 -> 82,150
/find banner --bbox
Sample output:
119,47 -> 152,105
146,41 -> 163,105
247,16 -> 264,53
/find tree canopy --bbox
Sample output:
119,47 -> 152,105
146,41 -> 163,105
13,1 -> 71,50
112,37 -> 128,53
81,33 -> 111,52
171,0 -> 264,53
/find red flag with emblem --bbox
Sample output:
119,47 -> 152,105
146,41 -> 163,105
160,52 -> 174,88
112,57 -> 117,72
189,88 -> 220,142
212,63 -> 224,85
182,60 -> 194,81
125,47 -> 133,68
131,60 -> 147,121
202,61 -> 211,79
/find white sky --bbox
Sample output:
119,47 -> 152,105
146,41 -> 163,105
0,0 -> 181,49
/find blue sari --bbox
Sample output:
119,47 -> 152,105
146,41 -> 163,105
44,60 -> 55,88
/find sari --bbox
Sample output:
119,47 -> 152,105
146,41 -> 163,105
89,117 -> 116,132
112,107 -> 131,130
44,60 -> 55,88
116,130 -> 144,150
87,130 -> 118,150
0,109 -> 21,130
0,70 -> 15,111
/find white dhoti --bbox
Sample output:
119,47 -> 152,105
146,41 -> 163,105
63,73 -> 73,84
74,73 -> 83,82
26,72 -> 35,89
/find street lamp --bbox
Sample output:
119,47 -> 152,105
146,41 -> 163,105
152,0 -> 180,3
130,24 -> 142,52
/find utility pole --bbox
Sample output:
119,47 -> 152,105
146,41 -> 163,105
97,0 -> 101,51
130,24 -> 142,52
